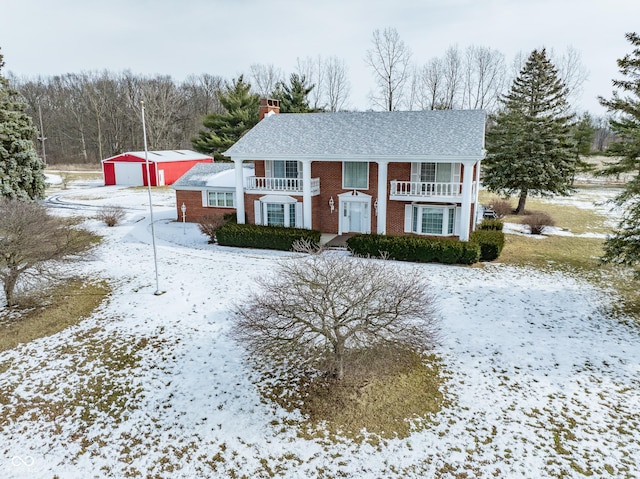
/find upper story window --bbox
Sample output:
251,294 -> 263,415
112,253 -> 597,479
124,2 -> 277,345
267,160 -> 300,178
411,162 -> 461,183
343,162 -> 369,189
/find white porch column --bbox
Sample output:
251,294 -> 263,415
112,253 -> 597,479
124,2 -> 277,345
376,160 -> 389,234
301,159 -> 312,229
474,159 -> 482,226
233,158 -> 245,224
459,160 -> 476,241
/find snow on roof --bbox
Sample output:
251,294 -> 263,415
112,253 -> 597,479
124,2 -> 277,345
224,109 -> 486,159
104,150 -> 213,163
172,162 -> 253,189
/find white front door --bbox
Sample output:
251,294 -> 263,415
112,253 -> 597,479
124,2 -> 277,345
339,193 -> 371,234
347,202 -> 364,232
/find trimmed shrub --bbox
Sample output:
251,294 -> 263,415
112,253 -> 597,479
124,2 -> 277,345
521,211 -> 555,235
470,229 -> 505,261
478,218 -> 504,231
216,223 -> 321,251
346,234 -> 480,265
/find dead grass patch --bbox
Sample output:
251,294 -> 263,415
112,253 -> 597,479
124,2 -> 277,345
479,190 -> 611,235
0,279 -> 111,352
499,235 -> 604,272
258,348 -> 445,441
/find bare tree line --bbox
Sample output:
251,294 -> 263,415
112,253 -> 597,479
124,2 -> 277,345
7,30 -> 603,164
11,71 -> 226,164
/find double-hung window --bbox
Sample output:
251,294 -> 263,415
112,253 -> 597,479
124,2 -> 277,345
343,162 -> 369,189
272,160 -> 299,178
207,191 -> 234,207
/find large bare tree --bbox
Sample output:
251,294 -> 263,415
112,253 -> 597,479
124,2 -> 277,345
249,63 -> 283,99
365,27 -> 412,111
324,56 -> 351,111
0,199 -> 96,307
232,253 -> 439,381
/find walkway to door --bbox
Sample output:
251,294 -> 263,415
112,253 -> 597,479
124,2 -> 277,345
321,233 -> 356,248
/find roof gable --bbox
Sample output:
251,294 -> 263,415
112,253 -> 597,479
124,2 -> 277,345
224,110 -> 486,159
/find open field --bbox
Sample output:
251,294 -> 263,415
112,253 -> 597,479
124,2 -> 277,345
1,178 -> 639,478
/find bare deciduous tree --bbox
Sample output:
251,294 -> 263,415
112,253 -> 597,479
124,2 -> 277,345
365,27 -> 412,111
249,63 -> 283,99
0,199 -> 96,307
461,46 -> 506,111
232,253 -> 439,381
442,46 -> 462,109
324,56 -> 351,111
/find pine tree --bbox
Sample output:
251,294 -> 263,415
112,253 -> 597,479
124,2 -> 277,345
0,49 -> 46,200
571,112 -> 597,179
598,33 -> 640,274
273,73 -> 316,113
483,49 -> 576,214
192,75 -> 260,161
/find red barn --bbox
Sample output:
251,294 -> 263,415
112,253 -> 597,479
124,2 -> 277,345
102,150 -> 214,186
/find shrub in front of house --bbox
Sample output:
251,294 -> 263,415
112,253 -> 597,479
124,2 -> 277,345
216,223 -> 321,251
469,229 -> 505,261
346,234 -> 481,265
198,214 -> 231,244
477,218 -> 504,231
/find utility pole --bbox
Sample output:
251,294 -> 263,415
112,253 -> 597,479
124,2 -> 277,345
37,104 -> 47,165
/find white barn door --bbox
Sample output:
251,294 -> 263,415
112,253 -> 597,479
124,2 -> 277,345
114,162 -> 144,185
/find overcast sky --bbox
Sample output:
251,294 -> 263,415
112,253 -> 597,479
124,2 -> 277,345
1,0 -> 638,116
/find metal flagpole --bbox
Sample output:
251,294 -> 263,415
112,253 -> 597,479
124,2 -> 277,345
141,101 -> 164,296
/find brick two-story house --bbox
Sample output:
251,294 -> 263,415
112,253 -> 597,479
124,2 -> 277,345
218,100 -> 486,241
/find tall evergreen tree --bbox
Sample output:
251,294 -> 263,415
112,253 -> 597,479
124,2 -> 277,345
483,49 -> 576,214
192,75 -> 260,161
273,73 -> 316,113
598,33 -> 640,274
571,112 -> 597,179
0,49 -> 46,199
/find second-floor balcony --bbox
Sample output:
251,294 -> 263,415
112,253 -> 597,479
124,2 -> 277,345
246,176 -> 321,196
390,180 -> 475,200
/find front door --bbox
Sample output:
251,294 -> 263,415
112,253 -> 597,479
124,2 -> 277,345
346,201 -> 364,232
339,195 -> 371,234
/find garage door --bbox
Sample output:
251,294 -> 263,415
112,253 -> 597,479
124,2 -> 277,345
114,162 -> 144,185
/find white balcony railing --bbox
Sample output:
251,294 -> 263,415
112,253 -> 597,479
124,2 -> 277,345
390,181 -> 466,197
246,176 -> 320,195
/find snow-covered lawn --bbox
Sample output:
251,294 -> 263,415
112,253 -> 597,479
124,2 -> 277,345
1,180 -> 639,478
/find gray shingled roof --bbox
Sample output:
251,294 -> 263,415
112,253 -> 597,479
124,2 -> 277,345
224,109 -> 486,159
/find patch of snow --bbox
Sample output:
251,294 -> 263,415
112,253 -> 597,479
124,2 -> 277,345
1,183 -> 638,478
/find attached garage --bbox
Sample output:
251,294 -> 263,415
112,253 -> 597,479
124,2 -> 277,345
102,150 -> 214,186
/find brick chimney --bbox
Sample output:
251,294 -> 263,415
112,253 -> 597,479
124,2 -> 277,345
259,98 -> 280,120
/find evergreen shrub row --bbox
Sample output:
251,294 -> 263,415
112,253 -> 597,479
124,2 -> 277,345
477,218 -> 504,231
346,234 -> 481,265
216,223 -> 321,251
469,229 -> 505,261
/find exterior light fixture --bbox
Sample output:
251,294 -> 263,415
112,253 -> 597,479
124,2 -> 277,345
181,203 -> 187,234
